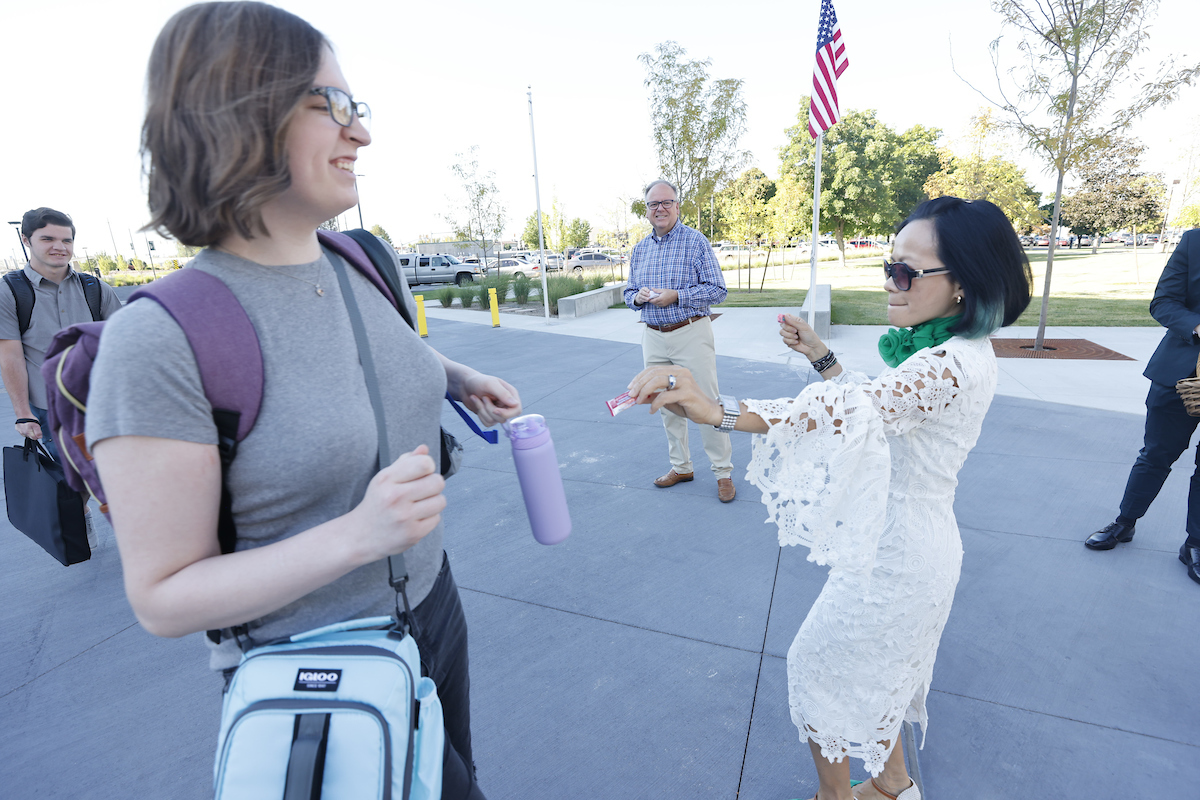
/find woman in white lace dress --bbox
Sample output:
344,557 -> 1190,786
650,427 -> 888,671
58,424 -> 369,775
629,198 -> 1032,800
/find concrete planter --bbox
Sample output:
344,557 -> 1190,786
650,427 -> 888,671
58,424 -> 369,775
557,283 -> 628,319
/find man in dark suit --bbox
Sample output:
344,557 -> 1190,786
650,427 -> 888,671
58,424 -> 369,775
1086,228 -> 1200,585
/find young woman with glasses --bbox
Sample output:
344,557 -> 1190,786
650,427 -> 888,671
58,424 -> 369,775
88,3 -> 518,796
628,197 -> 1032,800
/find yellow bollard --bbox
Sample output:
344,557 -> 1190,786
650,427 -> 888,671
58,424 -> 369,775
488,288 -> 500,328
414,295 -> 429,338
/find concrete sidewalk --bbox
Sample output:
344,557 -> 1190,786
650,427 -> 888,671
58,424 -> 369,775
2,315 -> 1196,798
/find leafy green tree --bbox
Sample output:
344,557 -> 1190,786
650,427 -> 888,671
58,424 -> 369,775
565,218 -> 592,249
779,103 -> 908,261
94,252 -> 118,274
719,168 -> 775,245
174,241 -> 201,258
522,212 -> 550,250
1176,204 -> 1200,230
444,146 -> 506,262
369,224 -> 393,245
967,0 -> 1200,347
1062,137 -> 1164,250
639,41 -> 750,227
925,111 -> 1042,231
891,124 -> 943,219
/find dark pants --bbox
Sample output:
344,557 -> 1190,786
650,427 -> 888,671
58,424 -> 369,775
411,553 -> 486,800
30,406 -> 60,464
1119,381 -> 1200,545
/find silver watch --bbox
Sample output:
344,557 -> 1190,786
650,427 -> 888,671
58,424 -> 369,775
715,394 -> 740,432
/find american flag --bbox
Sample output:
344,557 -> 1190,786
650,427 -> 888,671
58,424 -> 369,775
808,0 -> 849,139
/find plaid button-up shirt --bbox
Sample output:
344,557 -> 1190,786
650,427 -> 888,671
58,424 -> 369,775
623,222 -> 727,326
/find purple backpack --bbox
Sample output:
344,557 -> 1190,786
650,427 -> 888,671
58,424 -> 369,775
40,230 -> 404,554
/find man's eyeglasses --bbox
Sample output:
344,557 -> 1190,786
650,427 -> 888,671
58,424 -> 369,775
883,259 -> 951,291
646,200 -> 677,211
310,87 -> 371,129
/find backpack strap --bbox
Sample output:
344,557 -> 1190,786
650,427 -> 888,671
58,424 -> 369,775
4,270 -> 35,336
131,270 -> 263,646
77,273 -> 103,322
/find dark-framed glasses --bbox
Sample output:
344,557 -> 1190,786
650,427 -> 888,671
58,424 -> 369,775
310,86 -> 371,129
883,258 -> 951,291
646,200 -> 677,211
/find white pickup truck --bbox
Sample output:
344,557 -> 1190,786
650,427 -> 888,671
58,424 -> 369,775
395,253 -> 482,286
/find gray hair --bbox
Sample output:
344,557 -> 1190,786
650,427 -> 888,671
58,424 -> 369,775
643,179 -> 679,201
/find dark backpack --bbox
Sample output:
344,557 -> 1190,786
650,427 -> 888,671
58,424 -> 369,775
41,228 -> 492,561
5,269 -> 104,334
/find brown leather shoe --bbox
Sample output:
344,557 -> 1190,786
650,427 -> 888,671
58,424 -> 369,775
654,469 -> 694,487
717,478 -> 736,503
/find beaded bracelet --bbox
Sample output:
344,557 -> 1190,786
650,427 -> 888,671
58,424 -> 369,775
810,350 -> 838,374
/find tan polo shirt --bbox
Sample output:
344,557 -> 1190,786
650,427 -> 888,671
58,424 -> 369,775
0,264 -> 122,408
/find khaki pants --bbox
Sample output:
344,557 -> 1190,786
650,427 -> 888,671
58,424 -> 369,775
642,316 -> 733,478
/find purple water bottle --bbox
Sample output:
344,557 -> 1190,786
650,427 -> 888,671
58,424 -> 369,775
506,414 -> 571,545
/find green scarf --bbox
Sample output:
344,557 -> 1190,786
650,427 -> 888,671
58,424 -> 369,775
877,315 -> 960,368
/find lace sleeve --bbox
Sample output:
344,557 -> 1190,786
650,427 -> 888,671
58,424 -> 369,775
744,379 -> 890,576
860,349 -> 962,436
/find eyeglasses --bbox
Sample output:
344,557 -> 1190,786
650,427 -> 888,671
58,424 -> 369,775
646,200 -> 677,211
883,259 -> 951,291
310,87 -> 371,129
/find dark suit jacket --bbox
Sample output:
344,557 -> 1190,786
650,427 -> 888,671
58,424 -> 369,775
1145,229 -> 1200,385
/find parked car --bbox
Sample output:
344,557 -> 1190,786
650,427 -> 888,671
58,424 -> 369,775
1035,235 -> 1050,246
492,258 -> 541,279
394,253 -> 482,286
528,252 -> 565,270
716,244 -> 767,261
1076,235 -> 1092,247
846,239 -> 881,251
566,251 -> 623,272
1019,235 -> 1034,247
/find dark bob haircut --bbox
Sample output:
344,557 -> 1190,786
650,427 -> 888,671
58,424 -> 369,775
141,2 -> 327,247
898,197 -> 1033,339
22,207 -> 75,239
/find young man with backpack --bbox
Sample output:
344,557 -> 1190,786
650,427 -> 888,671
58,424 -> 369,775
0,208 -> 122,543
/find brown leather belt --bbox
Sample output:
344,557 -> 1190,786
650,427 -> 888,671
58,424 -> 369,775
645,315 -> 708,333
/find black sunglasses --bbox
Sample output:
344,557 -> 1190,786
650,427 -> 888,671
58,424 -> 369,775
310,86 -> 371,129
883,258 -> 951,291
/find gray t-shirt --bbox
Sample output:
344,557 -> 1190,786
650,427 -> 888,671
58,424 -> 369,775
87,247 -> 447,669
0,265 -> 123,408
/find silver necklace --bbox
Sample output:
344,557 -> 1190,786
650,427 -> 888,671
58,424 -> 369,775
260,259 -> 326,296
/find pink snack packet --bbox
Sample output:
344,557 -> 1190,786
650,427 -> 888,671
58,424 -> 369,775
606,391 -> 637,417
777,314 -> 785,323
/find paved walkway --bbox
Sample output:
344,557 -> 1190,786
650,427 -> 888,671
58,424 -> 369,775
2,310 -> 1196,798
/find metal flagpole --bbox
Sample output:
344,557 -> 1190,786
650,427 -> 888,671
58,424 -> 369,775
807,132 -> 823,329
527,87 -> 550,320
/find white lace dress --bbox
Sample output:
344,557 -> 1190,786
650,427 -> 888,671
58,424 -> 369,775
744,336 -> 996,776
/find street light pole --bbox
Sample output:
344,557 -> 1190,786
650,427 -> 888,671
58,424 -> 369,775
7,221 -> 27,261
355,174 -> 365,229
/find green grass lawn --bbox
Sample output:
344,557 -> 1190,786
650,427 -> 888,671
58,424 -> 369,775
713,243 -> 1170,327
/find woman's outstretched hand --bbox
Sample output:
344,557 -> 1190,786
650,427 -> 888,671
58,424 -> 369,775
779,313 -> 829,361
627,366 -> 723,427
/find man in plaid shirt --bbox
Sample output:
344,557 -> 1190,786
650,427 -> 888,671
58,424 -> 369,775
623,180 -> 735,502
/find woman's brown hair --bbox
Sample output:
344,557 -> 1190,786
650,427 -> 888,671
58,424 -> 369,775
141,2 -> 327,246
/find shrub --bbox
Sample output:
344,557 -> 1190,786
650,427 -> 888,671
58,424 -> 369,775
586,272 -> 607,292
474,283 -> 490,308
488,274 -> 511,305
512,275 -> 531,306
456,285 -> 476,308
546,275 -> 586,316
437,285 -> 456,308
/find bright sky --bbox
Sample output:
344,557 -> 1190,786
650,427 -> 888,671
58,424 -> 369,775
3,0 -> 1197,262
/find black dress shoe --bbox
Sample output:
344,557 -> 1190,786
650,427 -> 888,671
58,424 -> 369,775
1179,542 -> 1200,585
1084,521 -> 1136,550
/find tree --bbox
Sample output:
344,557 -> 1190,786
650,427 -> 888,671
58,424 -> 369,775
443,146 -> 507,261
522,212 -> 550,250
719,168 -> 775,246
779,102 -> 930,261
891,125 -> 943,219
174,241 -> 200,258
369,224 -> 393,245
565,218 -> 592,249
1176,204 -> 1200,230
639,41 -> 750,227
962,0 -> 1200,347
1062,136 -> 1164,250
925,111 -> 1042,231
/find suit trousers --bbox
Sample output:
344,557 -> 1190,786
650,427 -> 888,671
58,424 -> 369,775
1119,380 -> 1200,543
641,316 -> 733,478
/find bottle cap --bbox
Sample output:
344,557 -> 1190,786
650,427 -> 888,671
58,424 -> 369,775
505,414 -> 547,441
